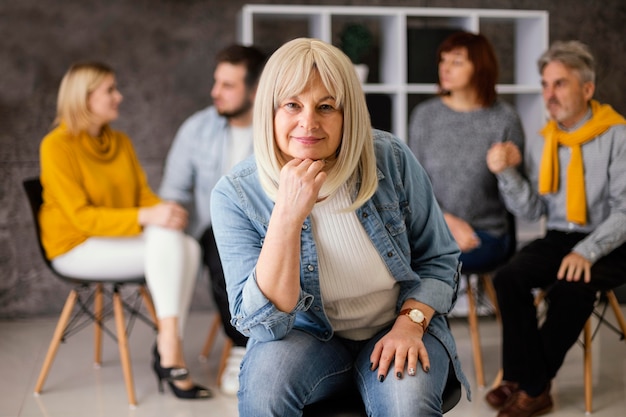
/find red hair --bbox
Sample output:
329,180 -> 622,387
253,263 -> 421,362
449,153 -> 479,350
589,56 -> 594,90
437,31 -> 498,107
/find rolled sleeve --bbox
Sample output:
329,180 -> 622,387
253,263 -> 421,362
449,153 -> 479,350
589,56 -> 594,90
234,270 -> 314,341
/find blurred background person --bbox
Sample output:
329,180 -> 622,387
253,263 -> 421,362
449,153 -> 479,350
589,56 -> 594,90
159,44 -> 266,395
39,62 -> 210,400
408,31 -> 525,273
485,40 -> 626,417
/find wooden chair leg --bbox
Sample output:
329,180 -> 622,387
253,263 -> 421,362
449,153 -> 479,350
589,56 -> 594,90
584,317 -> 592,414
94,284 -> 103,367
200,314 -> 222,361
606,290 -> 626,338
139,285 -> 159,331
466,276 -> 485,388
481,274 -> 500,320
34,290 -> 79,394
492,368 -> 503,388
113,289 -> 137,407
217,337 -> 233,387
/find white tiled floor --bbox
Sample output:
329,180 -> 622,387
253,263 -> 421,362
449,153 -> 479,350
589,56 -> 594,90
1,304 -> 625,417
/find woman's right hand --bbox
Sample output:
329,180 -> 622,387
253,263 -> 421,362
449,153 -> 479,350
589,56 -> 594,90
274,158 -> 327,225
138,201 -> 188,230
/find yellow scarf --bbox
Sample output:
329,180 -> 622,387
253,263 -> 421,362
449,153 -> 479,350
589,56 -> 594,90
538,100 -> 626,225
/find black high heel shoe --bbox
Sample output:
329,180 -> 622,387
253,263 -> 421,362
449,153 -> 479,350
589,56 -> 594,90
152,343 -> 189,385
152,343 -> 212,399
165,380 -> 212,399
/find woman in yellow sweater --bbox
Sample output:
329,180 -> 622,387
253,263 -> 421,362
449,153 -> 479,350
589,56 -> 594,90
39,61 -> 210,400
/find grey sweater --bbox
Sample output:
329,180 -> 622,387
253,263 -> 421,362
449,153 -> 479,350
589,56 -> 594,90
408,97 -> 525,236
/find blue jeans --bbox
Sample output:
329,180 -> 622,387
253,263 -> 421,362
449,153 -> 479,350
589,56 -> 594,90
238,328 -> 451,417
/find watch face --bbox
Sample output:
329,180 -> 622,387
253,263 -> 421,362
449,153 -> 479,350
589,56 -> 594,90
409,309 -> 425,323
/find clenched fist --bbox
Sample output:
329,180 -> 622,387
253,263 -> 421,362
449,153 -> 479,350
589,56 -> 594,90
486,141 -> 522,174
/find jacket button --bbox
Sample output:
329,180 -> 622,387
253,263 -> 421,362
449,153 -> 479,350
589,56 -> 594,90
307,265 -> 315,271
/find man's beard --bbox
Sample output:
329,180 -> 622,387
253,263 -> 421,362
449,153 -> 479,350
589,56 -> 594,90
217,99 -> 253,120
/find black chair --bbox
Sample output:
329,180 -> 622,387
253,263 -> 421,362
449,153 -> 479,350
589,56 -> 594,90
460,213 -> 517,388
22,177 -> 158,407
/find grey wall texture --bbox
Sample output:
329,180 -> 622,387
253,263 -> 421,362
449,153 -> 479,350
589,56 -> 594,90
1,0 -> 625,317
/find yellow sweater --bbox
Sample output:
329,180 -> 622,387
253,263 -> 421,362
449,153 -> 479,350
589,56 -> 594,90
39,124 -> 161,259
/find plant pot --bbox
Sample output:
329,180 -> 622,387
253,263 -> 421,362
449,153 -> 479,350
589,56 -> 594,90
353,63 -> 369,84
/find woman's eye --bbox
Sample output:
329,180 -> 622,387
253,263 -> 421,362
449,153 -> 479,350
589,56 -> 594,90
319,103 -> 339,113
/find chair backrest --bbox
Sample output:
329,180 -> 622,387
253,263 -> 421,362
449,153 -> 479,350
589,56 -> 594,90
22,177 -> 53,269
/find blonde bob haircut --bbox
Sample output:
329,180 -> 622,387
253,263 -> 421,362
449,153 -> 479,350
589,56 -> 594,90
253,38 -> 378,211
54,61 -> 114,134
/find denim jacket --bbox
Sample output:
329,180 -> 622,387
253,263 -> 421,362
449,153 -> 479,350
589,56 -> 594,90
211,129 -> 470,397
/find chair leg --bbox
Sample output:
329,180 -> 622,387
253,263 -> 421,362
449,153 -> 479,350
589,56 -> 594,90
584,317 -> 592,414
139,285 -> 159,331
481,274 -> 500,320
217,337 -> 233,387
492,368 -> 503,388
606,290 -> 626,338
34,290 -> 78,394
112,288 -> 137,407
466,275 -> 485,388
199,313 -> 222,361
94,284 -> 103,367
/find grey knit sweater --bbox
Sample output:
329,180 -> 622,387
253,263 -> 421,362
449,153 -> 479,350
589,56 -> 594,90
408,97 -> 525,236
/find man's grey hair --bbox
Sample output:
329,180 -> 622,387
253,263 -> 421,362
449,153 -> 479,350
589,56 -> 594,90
537,40 -> 595,84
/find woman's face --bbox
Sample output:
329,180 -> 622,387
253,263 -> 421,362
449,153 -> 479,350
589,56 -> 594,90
438,47 -> 475,92
273,73 -> 343,163
88,73 -> 123,128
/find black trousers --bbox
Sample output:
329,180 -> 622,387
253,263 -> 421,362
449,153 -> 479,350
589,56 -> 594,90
493,230 -> 626,396
200,226 -> 248,347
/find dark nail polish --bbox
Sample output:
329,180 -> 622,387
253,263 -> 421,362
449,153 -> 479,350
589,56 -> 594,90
378,374 -> 385,382
425,366 -> 430,373
370,362 -> 374,371
396,371 -> 402,379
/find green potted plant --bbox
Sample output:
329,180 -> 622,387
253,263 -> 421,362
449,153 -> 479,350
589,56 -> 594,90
339,23 -> 373,83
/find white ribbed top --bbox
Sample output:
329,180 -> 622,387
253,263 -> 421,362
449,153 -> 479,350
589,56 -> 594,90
310,184 -> 399,340
227,125 -> 253,172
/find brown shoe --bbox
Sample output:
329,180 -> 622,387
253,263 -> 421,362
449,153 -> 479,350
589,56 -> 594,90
486,381 -> 519,409
497,385 -> 553,417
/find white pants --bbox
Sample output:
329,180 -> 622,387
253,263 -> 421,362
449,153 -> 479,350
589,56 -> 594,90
52,226 -> 201,334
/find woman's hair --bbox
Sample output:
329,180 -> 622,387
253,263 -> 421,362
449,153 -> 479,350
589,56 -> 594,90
437,31 -> 498,107
54,61 -> 114,134
253,38 -> 377,210
537,40 -> 595,84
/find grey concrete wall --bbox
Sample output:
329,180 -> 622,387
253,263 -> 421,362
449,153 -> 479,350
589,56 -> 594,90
1,0 -> 625,317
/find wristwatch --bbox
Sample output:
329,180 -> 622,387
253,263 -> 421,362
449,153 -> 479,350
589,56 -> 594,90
399,308 -> 428,330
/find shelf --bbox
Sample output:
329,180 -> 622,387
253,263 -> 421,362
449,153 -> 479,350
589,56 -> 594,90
239,4 -> 549,142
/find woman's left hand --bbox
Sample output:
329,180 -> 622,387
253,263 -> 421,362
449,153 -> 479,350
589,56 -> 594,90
370,318 -> 429,381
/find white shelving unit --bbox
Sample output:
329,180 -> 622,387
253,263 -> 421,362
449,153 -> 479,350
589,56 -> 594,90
238,4 -> 549,142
